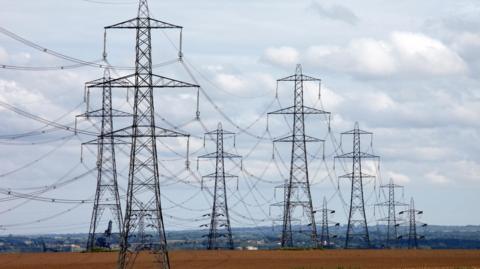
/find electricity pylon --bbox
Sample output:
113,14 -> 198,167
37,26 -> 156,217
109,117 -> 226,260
318,197 -> 339,248
375,178 -> 406,248
86,0 -> 200,268
335,122 -> 379,249
77,66 -> 131,252
198,123 -> 242,250
269,64 -> 330,248
399,197 -> 426,249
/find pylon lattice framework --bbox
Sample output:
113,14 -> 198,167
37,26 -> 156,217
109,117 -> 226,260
375,178 -> 406,248
86,0 -> 200,268
335,122 -> 378,249
198,123 -> 242,250
79,67 -> 130,252
319,197 -> 338,247
269,64 -> 330,248
399,197 -> 426,249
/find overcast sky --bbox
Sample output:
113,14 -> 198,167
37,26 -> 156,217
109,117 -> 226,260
0,0 -> 479,235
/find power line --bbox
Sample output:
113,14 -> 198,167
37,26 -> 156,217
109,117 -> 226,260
0,135 -> 74,178
0,101 -> 96,136
0,26 -> 181,71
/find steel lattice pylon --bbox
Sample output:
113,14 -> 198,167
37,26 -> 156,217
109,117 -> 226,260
85,0 -> 200,268
269,64 -> 330,248
376,178 -> 406,248
399,197 -> 426,249
319,197 -> 338,248
335,122 -> 378,249
198,123 -> 242,250
78,67 -> 125,252
407,198 -> 419,249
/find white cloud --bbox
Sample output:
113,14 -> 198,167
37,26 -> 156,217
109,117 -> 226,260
214,73 -> 247,92
385,171 -> 411,184
212,72 -> 276,97
303,83 -> 344,109
261,46 -> 300,67
0,79 -> 46,107
303,32 -> 468,77
391,32 -> 467,76
425,171 -> 451,185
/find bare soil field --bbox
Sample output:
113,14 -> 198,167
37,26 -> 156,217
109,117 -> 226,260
0,250 -> 479,269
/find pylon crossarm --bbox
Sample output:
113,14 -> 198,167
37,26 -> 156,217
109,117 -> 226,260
77,108 -> 133,118
341,129 -> 373,135
202,172 -> 238,179
268,105 -> 330,115
152,74 -> 199,88
338,172 -> 375,179
204,129 -> 235,136
85,77 -> 108,86
380,183 -> 404,189
198,151 -> 241,159
87,74 -> 135,88
148,18 -> 183,29
104,125 -> 189,138
153,126 -> 190,137
81,137 -> 131,146
105,17 -> 182,29
335,152 -> 379,159
87,73 -> 198,89
273,134 -> 324,143
197,152 -> 217,159
277,74 -> 321,82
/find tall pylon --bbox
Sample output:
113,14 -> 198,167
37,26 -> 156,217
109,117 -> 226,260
269,64 -> 330,248
399,197 -> 426,249
198,123 -> 242,250
376,178 -> 405,248
86,0 -> 200,268
335,122 -> 379,249
78,67 -> 127,252
319,197 -> 338,248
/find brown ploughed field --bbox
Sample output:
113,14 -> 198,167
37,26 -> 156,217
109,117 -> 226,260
0,250 -> 479,269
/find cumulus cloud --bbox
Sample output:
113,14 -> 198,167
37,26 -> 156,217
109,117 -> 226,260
261,46 -> 300,67
0,79 -> 47,107
304,32 -> 468,77
425,171 -> 451,185
391,32 -> 467,76
215,73 -> 247,92
212,72 -> 276,97
385,171 -> 411,184
309,2 -> 359,26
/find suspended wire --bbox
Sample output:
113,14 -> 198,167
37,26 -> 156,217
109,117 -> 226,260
162,189 -> 209,212
0,26 -> 180,71
0,201 -> 88,228
0,134 -> 76,146
181,60 -> 276,140
0,136 -> 74,179
0,101 -> 96,136
0,163 -> 93,214
1,162 -> 91,192
0,101 -> 85,140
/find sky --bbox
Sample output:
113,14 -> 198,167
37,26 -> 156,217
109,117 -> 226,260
0,0 -> 479,235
